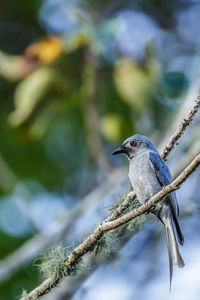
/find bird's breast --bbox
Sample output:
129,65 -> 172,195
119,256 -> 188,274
129,153 -> 161,204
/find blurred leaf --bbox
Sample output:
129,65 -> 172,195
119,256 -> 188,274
8,68 -> 54,127
0,50 -> 24,80
0,36 -> 62,81
63,32 -> 90,53
100,113 -> 123,142
25,36 -> 62,64
29,102 -> 62,139
114,58 -> 152,112
96,18 -> 119,38
63,18 -> 119,56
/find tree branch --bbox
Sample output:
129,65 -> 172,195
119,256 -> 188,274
19,95 -> 200,299
20,152 -> 200,300
43,205 -> 198,300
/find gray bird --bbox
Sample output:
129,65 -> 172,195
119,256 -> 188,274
112,134 -> 184,288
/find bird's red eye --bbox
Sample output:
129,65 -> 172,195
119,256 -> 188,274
130,140 -> 137,147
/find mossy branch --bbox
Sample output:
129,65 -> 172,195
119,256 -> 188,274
20,152 -> 200,300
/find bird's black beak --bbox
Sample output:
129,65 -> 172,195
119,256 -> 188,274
112,146 -> 127,155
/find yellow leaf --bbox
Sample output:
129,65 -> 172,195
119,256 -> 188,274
25,36 -> 62,64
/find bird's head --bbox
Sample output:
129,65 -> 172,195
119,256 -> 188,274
112,134 -> 156,159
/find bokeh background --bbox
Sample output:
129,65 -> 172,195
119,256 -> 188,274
0,0 -> 200,299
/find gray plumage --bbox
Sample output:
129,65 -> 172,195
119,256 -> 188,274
112,134 -> 184,289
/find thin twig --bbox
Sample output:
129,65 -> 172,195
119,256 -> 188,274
20,152 -> 200,300
161,96 -> 200,161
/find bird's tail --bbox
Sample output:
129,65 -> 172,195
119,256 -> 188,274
161,210 -> 185,291
171,207 -> 184,246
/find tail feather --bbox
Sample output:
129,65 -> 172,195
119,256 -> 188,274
171,209 -> 184,246
161,210 -> 185,291
165,226 -> 173,292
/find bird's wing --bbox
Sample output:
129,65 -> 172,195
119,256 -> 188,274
149,152 -> 179,216
149,151 -> 184,246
